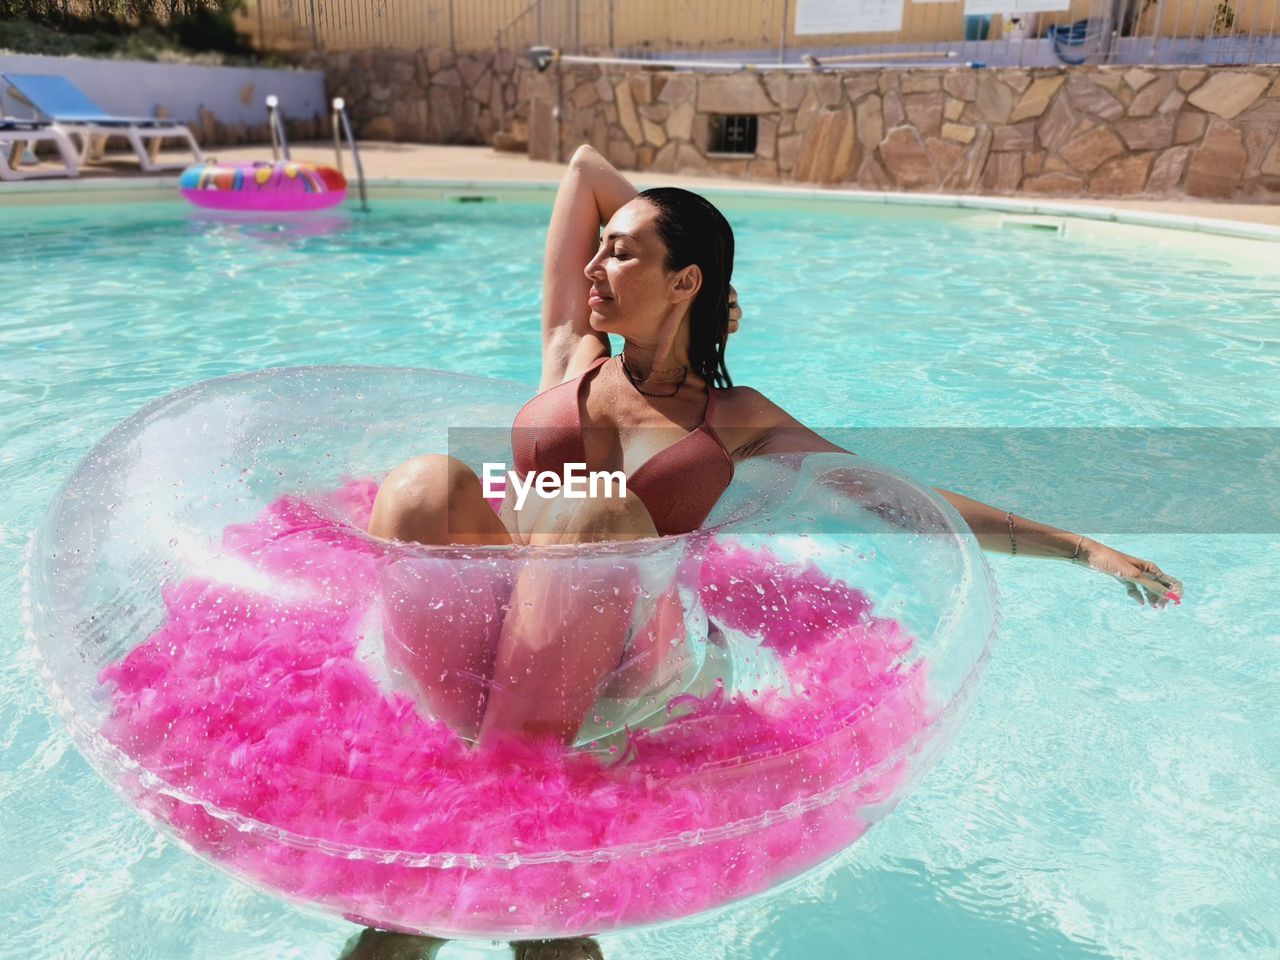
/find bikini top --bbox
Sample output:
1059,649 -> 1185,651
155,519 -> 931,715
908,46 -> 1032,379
510,356 -> 735,536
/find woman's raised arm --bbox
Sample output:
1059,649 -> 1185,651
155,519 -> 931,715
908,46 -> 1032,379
539,145 -> 637,391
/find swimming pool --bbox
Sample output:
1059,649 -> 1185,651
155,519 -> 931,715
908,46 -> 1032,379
2,182 -> 1278,959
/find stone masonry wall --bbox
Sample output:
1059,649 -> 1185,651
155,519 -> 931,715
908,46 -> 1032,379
315,48 -> 532,146
530,65 -> 1280,201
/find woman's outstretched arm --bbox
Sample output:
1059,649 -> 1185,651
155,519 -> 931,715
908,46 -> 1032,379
729,388 -> 1183,608
540,144 -> 637,391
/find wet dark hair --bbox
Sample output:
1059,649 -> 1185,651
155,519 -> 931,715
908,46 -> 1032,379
637,187 -> 734,389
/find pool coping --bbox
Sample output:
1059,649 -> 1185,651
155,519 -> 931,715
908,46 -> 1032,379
5,174 -> 1280,245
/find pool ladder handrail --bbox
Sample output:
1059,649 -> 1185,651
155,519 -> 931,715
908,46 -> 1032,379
265,95 -> 291,161
330,98 -> 369,213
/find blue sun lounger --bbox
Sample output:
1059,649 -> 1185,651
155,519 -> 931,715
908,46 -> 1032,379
2,73 -> 203,173
0,117 -> 80,181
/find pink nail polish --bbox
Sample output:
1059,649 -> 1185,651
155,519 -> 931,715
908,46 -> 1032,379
1164,590 -> 1181,605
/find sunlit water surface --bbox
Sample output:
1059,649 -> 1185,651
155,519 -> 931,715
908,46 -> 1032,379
2,197 -> 1277,960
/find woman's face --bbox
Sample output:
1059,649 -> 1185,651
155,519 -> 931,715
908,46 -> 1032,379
583,198 -> 693,335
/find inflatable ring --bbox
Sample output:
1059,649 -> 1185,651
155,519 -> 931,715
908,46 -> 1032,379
24,367 -> 997,938
179,160 -> 347,213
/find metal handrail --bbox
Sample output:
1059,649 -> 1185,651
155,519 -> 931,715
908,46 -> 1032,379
265,95 -> 291,161
331,98 -> 369,213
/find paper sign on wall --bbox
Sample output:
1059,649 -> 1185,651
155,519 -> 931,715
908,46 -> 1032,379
795,0 -> 906,34
964,0 -> 1070,12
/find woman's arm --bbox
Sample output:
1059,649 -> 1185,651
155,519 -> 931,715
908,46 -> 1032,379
733,390 -> 1183,608
540,144 -> 637,392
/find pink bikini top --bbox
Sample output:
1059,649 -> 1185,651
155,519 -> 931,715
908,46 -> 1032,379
511,356 -> 735,536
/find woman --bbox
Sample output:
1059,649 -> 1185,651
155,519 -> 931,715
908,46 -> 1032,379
368,144 -> 1183,746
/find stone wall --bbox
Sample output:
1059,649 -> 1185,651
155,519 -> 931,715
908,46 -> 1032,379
530,65 -> 1280,201
315,48 -> 532,146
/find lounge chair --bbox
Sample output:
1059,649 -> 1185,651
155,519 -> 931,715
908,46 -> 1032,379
1,73 -> 203,173
0,118 -> 80,181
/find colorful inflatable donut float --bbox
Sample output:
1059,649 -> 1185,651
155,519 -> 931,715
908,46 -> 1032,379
25,367 -> 997,938
178,160 -> 347,213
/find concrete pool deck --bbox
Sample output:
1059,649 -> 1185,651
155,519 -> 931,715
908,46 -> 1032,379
12,140 -> 1280,228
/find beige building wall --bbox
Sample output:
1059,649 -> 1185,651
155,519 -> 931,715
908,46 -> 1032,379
239,0 -> 1280,53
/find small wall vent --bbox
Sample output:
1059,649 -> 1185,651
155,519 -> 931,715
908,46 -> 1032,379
708,115 -> 758,155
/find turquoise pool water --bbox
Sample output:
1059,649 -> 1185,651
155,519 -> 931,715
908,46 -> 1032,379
2,194 -> 1278,959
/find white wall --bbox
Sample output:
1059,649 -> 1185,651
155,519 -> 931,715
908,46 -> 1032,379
0,53 -> 325,126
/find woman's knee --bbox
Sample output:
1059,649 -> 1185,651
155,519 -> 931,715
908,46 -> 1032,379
528,488 -> 657,546
368,454 -> 481,540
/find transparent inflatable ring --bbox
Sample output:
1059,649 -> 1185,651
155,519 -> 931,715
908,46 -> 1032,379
24,366 -> 998,939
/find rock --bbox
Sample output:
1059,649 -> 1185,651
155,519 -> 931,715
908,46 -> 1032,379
391,58 -> 416,84
1187,72 -> 1270,120
976,75 -> 1016,124
926,136 -> 966,182
1128,73 -> 1176,117
1185,121 -> 1247,197
883,90 -> 905,129
943,125 -> 993,191
981,151 -> 1022,193
1090,153 -> 1153,195
659,76 -> 695,104
943,122 -> 976,144
675,142 -> 709,174
1177,70 -> 1206,92
745,157 -> 780,181
1060,125 -> 1126,172
641,116 -> 667,148
1021,172 -> 1084,195
1065,75 -> 1125,119
992,120 -> 1035,151
777,132 -> 804,172
1175,110 -> 1208,144
764,74 -> 807,110
856,152 -> 894,190
616,78 -> 643,145
606,137 -> 636,169
879,125 -> 937,189
813,75 -> 845,109
1010,75 -> 1065,122
943,71 -> 977,101
1261,133 -> 1280,176
529,98 -> 553,160
1158,90 -> 1186,114
571,82 -> 599,109
1115,114 -> 1175,150
905,91 -> 946,136
1024,150 -> 1046,176
1038,94 -> 1077,153
856,95 -> 883,151
945,97 -> 965,121
434,68 -> 462,88
1271,77 -> 1280,98
362,115 -> 396,140
792,106 -> 858,184
1009,71 -> 1036,94
595,76 -> 614,103
696,74 -> 777,114
1146,145 -> 1191,193
1243,124 -> 1273,178
627,75 -> 652,106
757,114 -> 779,158
667,101 -> 695,142
902,72 -> 942,94
1124,68 -> 1156,91
843,75 -> 880,103
652,140 -> 678,173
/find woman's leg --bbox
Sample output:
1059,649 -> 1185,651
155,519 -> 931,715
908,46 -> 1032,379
479,489 -> 661,744
371,455 -> 512,737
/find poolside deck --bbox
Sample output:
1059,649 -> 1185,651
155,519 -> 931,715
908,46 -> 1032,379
12,140 -> 1280,227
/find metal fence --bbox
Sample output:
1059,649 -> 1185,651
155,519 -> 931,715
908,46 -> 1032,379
240,0 -> 1280,66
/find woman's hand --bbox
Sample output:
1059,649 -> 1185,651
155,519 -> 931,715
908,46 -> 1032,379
728,284 -> 742,335
1075,540 -> 1184,609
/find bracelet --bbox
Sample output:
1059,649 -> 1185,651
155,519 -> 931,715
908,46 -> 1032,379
1005,511 -> 1017,556
1070,534 -> 1085,563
